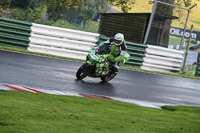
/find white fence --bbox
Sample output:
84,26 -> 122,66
141,45 -> 184,73
28,23 -> 100,60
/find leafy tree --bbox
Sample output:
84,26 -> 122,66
47,0 -> 109,28
65,0 -> 109,27
9,0 -> 46,9
0,0 -> 46,10
1,0 -> 199,28
0,0 -> 46,22
0,0 -> 14,10
47,0 -> 84,21
108,0 -> 135,13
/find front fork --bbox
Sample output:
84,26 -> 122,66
86,60 -> 96,74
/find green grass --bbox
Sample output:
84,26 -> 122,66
196,49 -> 200,52
0,91 -> 200,133
1,46 -> 200,80
169,36 -> 197,47
122,65 -> 200,80
169,36 -> 182,45
191,20 -> 200,25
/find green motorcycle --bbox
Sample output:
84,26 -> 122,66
76,43 -> 130,82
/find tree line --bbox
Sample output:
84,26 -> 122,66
0,0 -> 199,28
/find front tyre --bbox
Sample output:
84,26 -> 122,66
101,71 -> 117,82
76,63 -> 91,80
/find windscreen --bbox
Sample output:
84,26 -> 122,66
96,44 -> 111,55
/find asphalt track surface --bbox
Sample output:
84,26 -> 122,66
0,50 -> 200,107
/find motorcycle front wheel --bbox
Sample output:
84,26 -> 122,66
101,71 -> 117,82
76,63 -> 91,80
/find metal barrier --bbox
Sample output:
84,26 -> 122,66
0,17 -> 184,73
98,35 -> 147,68
195,53 -> 200,77
0,17 -> 32,49
31,23 -> 99,43
28,23 -> 99,60
141,45 -> 184,73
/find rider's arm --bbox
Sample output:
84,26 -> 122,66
114,55 -> 124,62
114,42 -> 127,62
97,38 -> 112,47
104,38 -> 115,45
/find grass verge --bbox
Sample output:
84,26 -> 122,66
121,65 -> 200,80
0,46 -> 200,80
169,36 -> 181,45
0,91 -> 200,133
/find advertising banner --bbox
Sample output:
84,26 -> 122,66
170,27 -> 200,41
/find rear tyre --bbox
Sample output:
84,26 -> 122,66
101,71 -> 117,82
76,63 -> 91,80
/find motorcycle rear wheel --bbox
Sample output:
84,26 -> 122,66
101,71 -> 117,82
76,63 -> 91,80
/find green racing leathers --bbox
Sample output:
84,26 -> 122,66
100,38 -> 128,71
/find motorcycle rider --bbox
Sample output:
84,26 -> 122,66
104,33 -> 127,73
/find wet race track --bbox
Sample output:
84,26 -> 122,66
0,50 -> 200,108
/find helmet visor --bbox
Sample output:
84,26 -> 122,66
115,39 -> 122,45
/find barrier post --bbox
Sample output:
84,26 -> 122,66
182,24 -> 193,73
195,53 -> 200,77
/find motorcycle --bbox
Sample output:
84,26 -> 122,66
76,43 -> 130,82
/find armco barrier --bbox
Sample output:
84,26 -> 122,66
31,23 -> 99,43
0,17 -> 32,49
0,17 -> 184,73
195,53 -> 200,77
28,23 -> 100,60
98,35 -> 147,68
141,45 -> 184,73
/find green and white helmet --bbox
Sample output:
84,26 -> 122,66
114,33 -> 124,46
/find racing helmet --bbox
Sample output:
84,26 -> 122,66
114,33 -> 124,46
